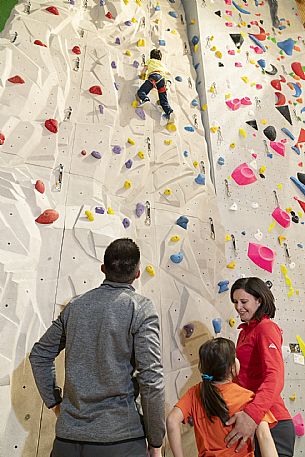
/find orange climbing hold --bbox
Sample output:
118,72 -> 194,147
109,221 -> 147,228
7,75 -> 25,84
89,86 -> 103,95
35,209 -> 59,224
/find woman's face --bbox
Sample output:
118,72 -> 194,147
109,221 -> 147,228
232,289 -> 261,322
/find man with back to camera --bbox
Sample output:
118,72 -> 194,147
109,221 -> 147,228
30,238 -> 165,457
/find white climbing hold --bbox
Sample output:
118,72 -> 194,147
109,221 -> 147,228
254,229 -> 263,241
249,160 -> 258,170
230,202 -> 238,211
251,202 -> 259,209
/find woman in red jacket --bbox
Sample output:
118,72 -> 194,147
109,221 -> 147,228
225,277 -> 295,457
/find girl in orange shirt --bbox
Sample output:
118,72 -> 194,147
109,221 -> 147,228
166,338 -> 278,457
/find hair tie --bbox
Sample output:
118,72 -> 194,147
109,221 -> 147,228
202,373 -> 214,382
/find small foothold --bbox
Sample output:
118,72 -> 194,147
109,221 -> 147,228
289,393 -> 296,401
128,137 -> 135,145
241,231 -> 246,235
111,61 -> 117,68
185,126 -> 195,132
89,85 -> 102,95
7,75 -> 25,84
212,318 -> 222,334
138,151 -> 145,159
170,235 -> 180,242
85,210 -> 94,221
35,180 -> 45,194
239,128 -> 247,138
145,265 -> 155,276
72,46 -> 81,55
230,203 -> 238,211
122,217 -> 130,228
34,40 -> 47,47
229,318 -> 236,328
91,150 -> 102,159
175,76 -> 183,82
95,207 -> 105,214
0,133 -> 5,145
164,188 -> 172,196
46,6 -> 59,15
107,207 -> 114,215
254,229 -> 263,241
176,216 -> 189,230
217,157 -> 225,165
170,252 -> 184,263
124,180 -> 131,189
125,159 -> 133,169
35,209 -> 59,224
218,280 -> 229,293
133,60 -> 139,68
81,150 -> 87,156
136,203 -> 145,217
195,173 -> 205,185
192,35 -> 199,45
115,37 -> 121,45
45,119 -> 58,133
183,323 -> 195,338
184,150 -> 189,157
112,145 -> 122,154
226,262 -> 236,269
106,11 -> 113,19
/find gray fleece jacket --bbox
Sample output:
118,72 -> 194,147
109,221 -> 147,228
29,280 -> 165,447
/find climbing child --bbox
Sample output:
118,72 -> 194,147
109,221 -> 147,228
136,48 -> 174,122
166,338 -> 279,457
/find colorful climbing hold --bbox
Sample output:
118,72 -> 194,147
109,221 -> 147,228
44,119 -> 58,133
145,265 -> 155,276
35,209 -> 59,224
176,216 -> 189,230
35,180 -> 45,194
7,75 -> 25,84
89,85 -> 102,95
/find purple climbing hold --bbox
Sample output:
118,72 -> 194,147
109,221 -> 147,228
111,61 -> 117,69
112,145 -> 122,154
122,217 -> 130,228
95,207 -> 105,214
183,323 -> 195,338
98,104 -> 104,114
91,150 -> 102,159
133,60 -> 139,68
125,159 -> 133,169
135,108 -> 146,120
136,202 -> 145,217
115,37 -> 120,45
125,20 -> 132,26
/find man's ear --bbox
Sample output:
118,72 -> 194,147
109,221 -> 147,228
135,269 -> 140,280
101,264 -> 106,275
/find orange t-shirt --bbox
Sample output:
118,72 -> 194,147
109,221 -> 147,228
175,382 -> 276,457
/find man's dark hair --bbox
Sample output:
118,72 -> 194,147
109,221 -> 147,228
150,49 -> 162,60
104,238 -> 140,283
230,277 -> 276,321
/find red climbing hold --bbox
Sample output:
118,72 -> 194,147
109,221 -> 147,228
8,75 -> 25,84
34,40 -> 47,47
35,209 -> 59,224
44,119 -> 58,133
105,11 -> 113,19
46,6 -> 59,15
72,46 -> 81,55
275,92 -> 286,106
294,197 -> 305,212
35,180 -> 45,194
292,62 -> 305,81
271,79 -> 281,90
89,85 -> 103,95
0,133 -> 5,145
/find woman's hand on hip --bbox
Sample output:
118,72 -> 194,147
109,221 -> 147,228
225,411 -> 257,452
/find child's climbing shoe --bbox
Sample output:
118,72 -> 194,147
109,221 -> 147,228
161,113 -> 170,126
136,94 -> 150,107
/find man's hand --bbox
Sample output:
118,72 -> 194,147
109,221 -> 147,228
148,447 -> 162,457
225,411 -> 257,452
52,404 -> 61,418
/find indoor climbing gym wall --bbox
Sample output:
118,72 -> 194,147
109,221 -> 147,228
0,1 -> 229,456
182,0 -> 305,455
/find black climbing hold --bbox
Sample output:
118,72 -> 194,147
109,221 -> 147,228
230,34 -> 244,49
183,323 -> 195,338
297,173 -> 305,185
215,10 -> 221,17
265,280 -> 273,289
218,62 -> 224,67
263,125 -> 277,141
276,105 -> 292,125
246,120 -> 258,130
259,174 -> 266,179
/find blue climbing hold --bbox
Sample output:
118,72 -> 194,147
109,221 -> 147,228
91,150 -> 102,159
170,252 -> 184,264
212,318 -> 222,334
292,145 -> 300,155
195,173 -> 205,185
115,37 -> 120,45
297,243 -> 304,248
277,38 -> 295,56
191,99 -> 199,107
122,218 -> 130,228
176,216 -> 189,229
175,76 -> 182,82
194,63 -> 200,70
133,60 -> 139,68
125,159 -> 133,169
111,61 -> 116,69
249,35 -> 266,52
95,207 -> 105,214
281,128 -> 295,140
135,108 -> 146,120
125,20 -> 132,26
218,280 -> 229,293
155,5 -> 161,10
112,145 -> 122,154
257,59 -> 266,69
184,126 -> 195,132
192,35 -> 199,46
183,150 -> 189,157
159,40 -> 166,46
232,1 -> 250,14
217,157 -> 225,165
290,176 -> 305,197
169,11 -> 178,18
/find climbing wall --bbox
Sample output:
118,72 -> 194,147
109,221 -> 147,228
182,0 -> 305,455
0,1 -> 232,456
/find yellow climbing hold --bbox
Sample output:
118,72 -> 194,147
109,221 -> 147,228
194,44 -> 199,53
123,0 -> 129,4
225,93 -> 231,99
166,122 -> 177,132
135,0 -> 142,6
259,166 -> 266,174
125,50 -> 132,56
193,161 -> 199,168
241,76 -> 249,83
164,139 -> 172,145
191,19 -> 196,24
146,265 -> 155,276
249,59 -> 255,64
170,235 -> 180,242
132,100 -> 138,108
278,235 -> 286,246
85,210 -> 94,221
124,180 -> 132,189
211,46 -> 216,51
137,39 -> 145,47
289,393 -> 296,401
250,82 -> 256,87
277,183 -> 283,189
202,104 -> 207,111
230,143 -> 236,149
296,335 -> 305,358
298,211 -> 303,218
229,318 -> 236,328
128,137 -> 135,145
210,126 -> 219,133
164,188 -> 172,196
226,261 -> 236,269
131,17 -> 137,23
107,207 -> 114,215
286,207 -> 292,213
215,51 -> 222,58
225,234 -> 231,241
261,119 -> 267,125
239,128 -> 247,138
268,221 -> 276,232
138,151 -> 145,159
209,85 -> 216,94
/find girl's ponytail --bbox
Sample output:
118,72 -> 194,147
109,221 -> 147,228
200,375 -> 229,425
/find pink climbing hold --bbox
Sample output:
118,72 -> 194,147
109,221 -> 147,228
35,209 -> 59,224
272,207 -> 290,228
35,180 -> 45,194
292,62 -> 305,81
34,39 -> 47,47
270,141 -> 285,156
72,46 -> 81,55
226,98 -> 241,110
45,119 -> 58,133
241,97 -> 252,106
231,163 -> 257,186
89,86 -> 103,95
7,75 -> 25,84
46,6 -> 59,15
292,413 -> 304,437
248,242 -> 276,273
0,133 -> 5,145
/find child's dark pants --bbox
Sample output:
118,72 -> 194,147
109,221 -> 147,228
137,72 -> 173,116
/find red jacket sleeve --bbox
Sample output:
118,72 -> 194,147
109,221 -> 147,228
244,322 -> 284,424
